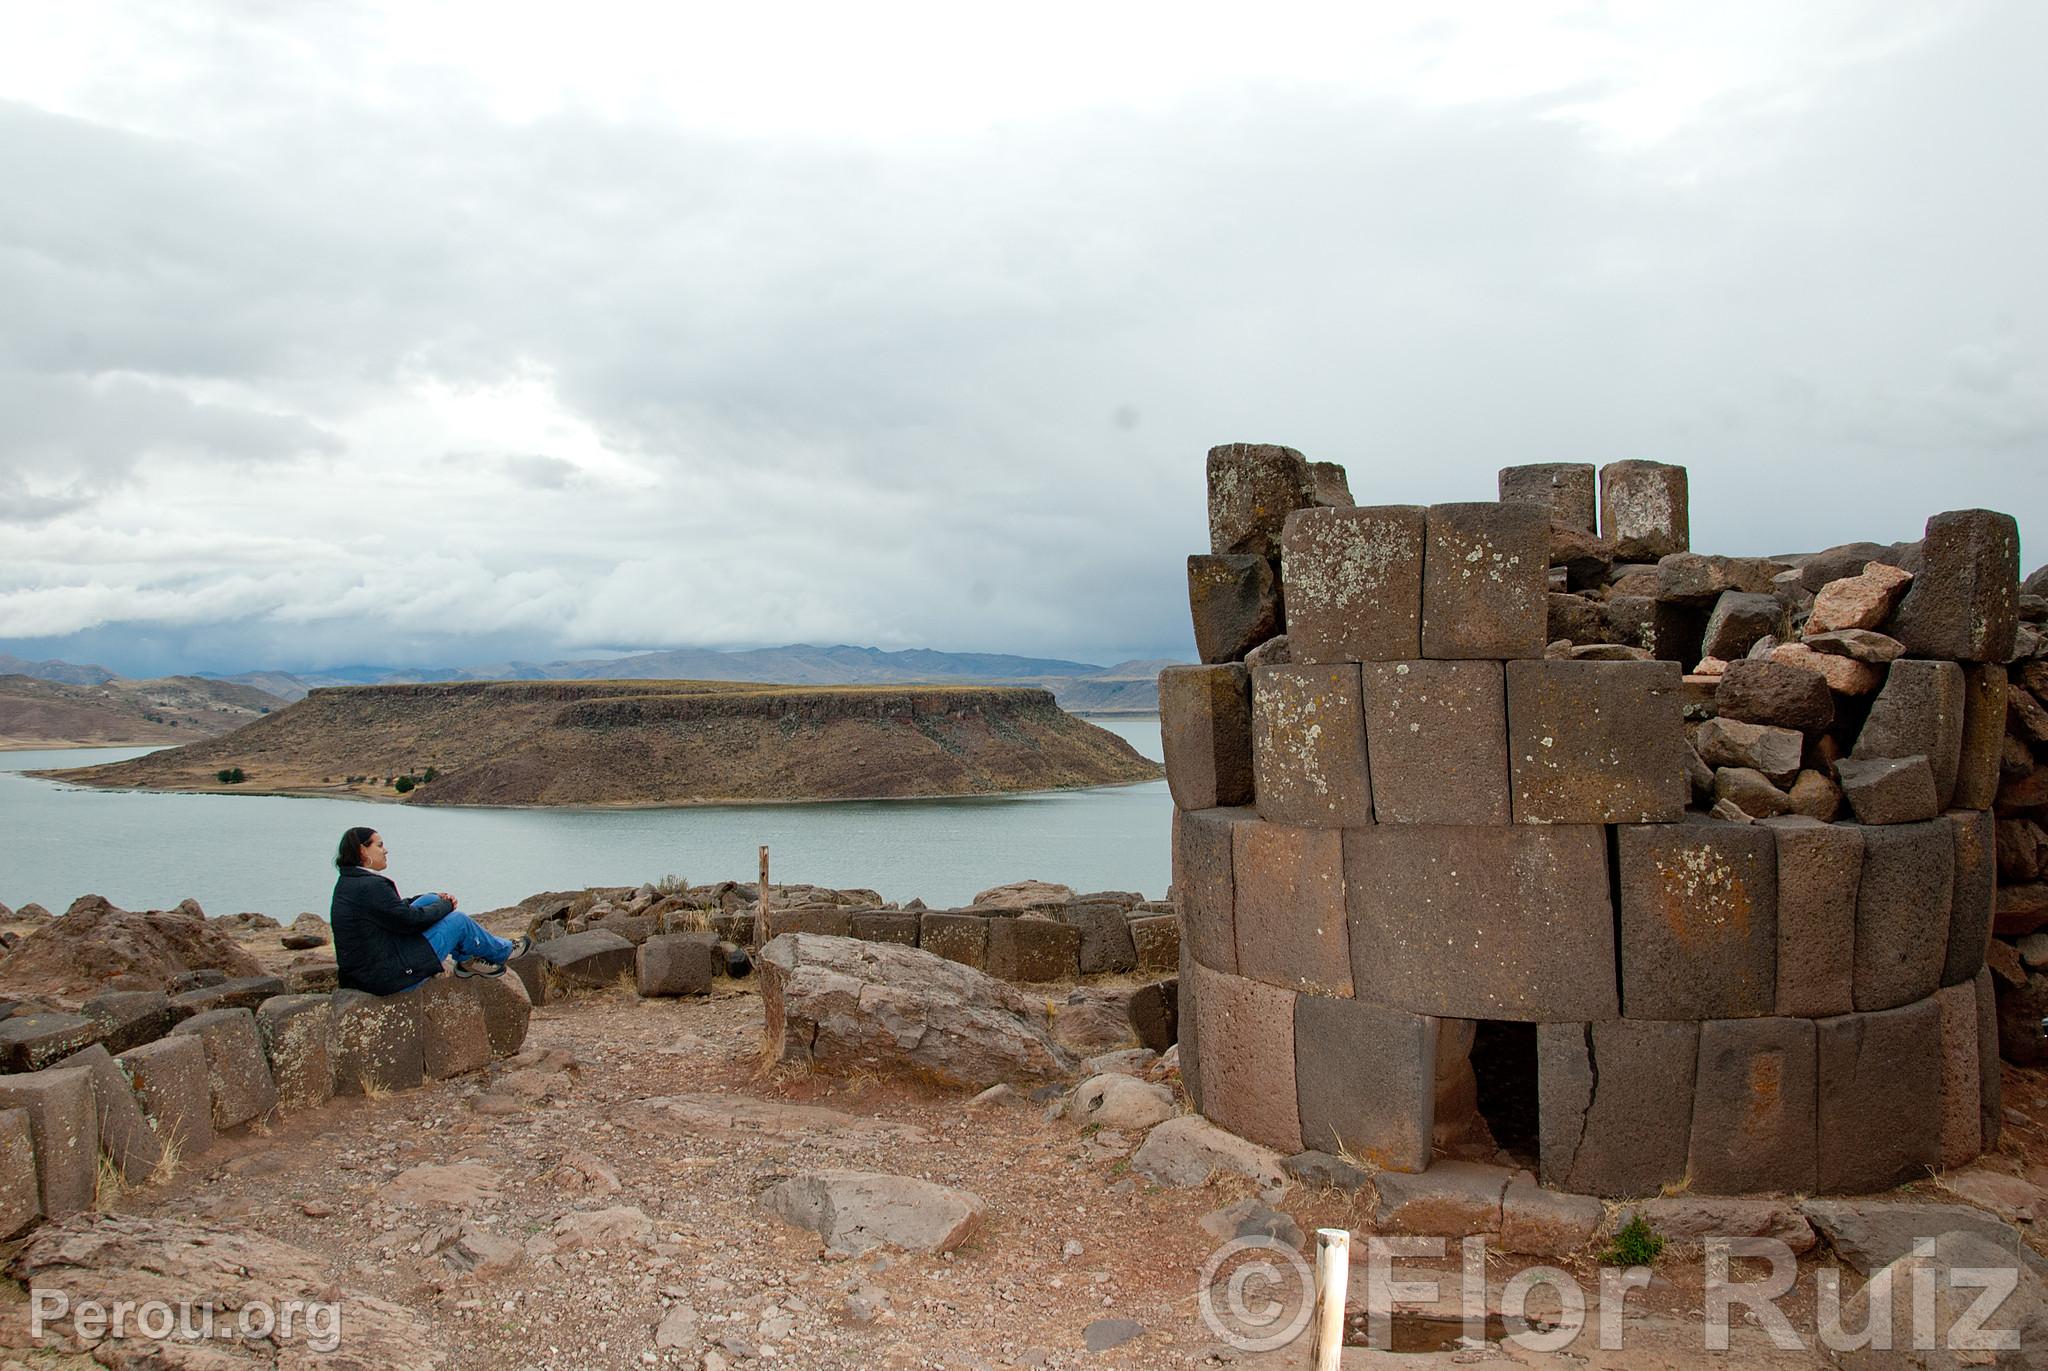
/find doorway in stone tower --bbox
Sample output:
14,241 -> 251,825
1463,1020 -> 1540,1168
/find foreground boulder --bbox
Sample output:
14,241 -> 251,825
758,1169 -> 985,1255
758,933 -> 1075,1088
0,896 -> 262,1000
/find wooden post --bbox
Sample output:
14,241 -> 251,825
1311,1227 -> 1350,1370
755,845 -> 771,947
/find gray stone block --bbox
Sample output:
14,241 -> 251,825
414,976 -> 490,1080
118,1034 -> 212,1159
1234,821 -> 1350,997
1854,660 -> 1967,809
987,917 -> 1082,982
168,975 -> 289,1019
1250,663 -> 1371,826
773,906 -> 854,937
1854,818 -> 1954,1011
1816,999 -> 1941,1194
1935,982 -> 1982,1168
1280,505 -> 1426,663
1956,664 -> 2008,810
1761,816 -> 1861,1018
850,912 -> 920,946
80,991 -> 174,1057
1178,940 -> 1202,1112
531,928 -> 636,992
1193,964 -> 1301,1155
1208,442 -> 1315,559
1421,501 -> 1548,660
1506,660 -> 1687,824
1173,806 -> 1254,975
1188,554 -> 1283,664
1060,903 -> 1136,976
1699,590 -> 1783,662
1294,996 -> 1436,1174
1888,508 -> 2020,663
170,1007 -> 277,1129
1345,825 -> 1617,1021
1688,1017 -> 1816,1195
0,1011 -> 101,1074
1618,818 -> 1778,1019
1498,462 -> 1596,533
1944,809 -> 1996,988
1714,659 -> 1834,733
1538,1019 -> 1696,1198
1361,660 -> 1510,824
1159,663 -> 1254,811
329,988 -> 424,1096
638,932 -> 721,996
919,913 -> 989,970
1372,1160 -> 1513,1236
1975,967 -> 2002,1151
465,971 -> 531,1058
52,1043 -> 161,1186
1837,754 -> 1941,825
1599,460 -> 1689,561
1127,978 -> 1178,1053
0,1065 -> 97,1217
0,1107 -> 36,1237
1128,915 -> 1180,974
253,994 -> 333,1113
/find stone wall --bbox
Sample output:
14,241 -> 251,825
1166,444 -> 2025,1198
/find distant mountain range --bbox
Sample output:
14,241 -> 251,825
0,673 -> 285,749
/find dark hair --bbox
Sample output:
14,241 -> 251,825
336,826 -> 379,869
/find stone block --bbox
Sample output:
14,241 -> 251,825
414,976 -> 490,1080
1280,505 -> 1426,662
52,1043 -> 160,1186
1127,979 -> 1178,1053
1815,999 -> 1941,1194
1233,822 -> 1350,996
1293,995 -> 1435,1173
253,994 -> 333,1113
1714,659 -> 1834,733
1656,553 -> 1785,606
170,1007 -> 277,1129
1853,660 -> 1967,808
1607,595 -> 1708,664
1250,663 -> 1371,826
1855,818 -> 1954,1011
1696,716 -> 1803,787
1420,501 -> 1548,660
918,913 -> 989,970
530,928 -> 636,993
1500,1179 -> 1604,1256
1548,591 -> 1607,645
1498,462 -> 1596,533
1616,1197 -> 1817,1256
1700,591 -> 1784,662
1372,1160 -> 1512,1236
0,1012 -> 102,1073
80,991 -> 174,1057
638,932 -> 721,996
850,912 -> 920,946
1310,460 -> 1352,507
1360,660 -> 1510,824
589,911 -> 658,944
1346,825 -> 1617,1021
1506,660 -> 1687,824
167,975 -> 289,1019
1159,663 -> 1254,810
117,1034 -> 212,1158
1192,965 -> 1301,1155
1975,967 -> 2002,1151
1173,806 -> 1253,974
1761,817 -> 1861,1018
1188,554 -> 1283,664
772,906 -> 854,938
329,988 -> 425,1096
1837,754 -> 1940,825
0,1065 -> 96,1217
1599,460 -> 1689,560
1688,1017 -> 1816,1195
465,971 -> 531,1058
1956,664 -> 2008,810
0,1107 -> 36,1237
1618,818 -> 1778,1019
1178,942 -> 1203,1111
987,917 -> 1082,982
1208,442 -> 1315,559
1935,982 -> 1983,1168
1944,809 -> 1996,988
1128,915 -> 1180,973
287,961 -> 339,994
1538,1019 -> 1697,1198
1888,508 -> 2020,662
1061,903 -> 1137,976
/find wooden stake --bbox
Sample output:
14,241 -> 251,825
755,845 -> 770,946
1311,1227 -> 1350,1370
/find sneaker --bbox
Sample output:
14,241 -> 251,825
503,935 -> 533,960
453,958 -> 507,978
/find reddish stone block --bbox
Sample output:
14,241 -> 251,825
1975,967 -> 2002,1151
1853,660 -> 1967,809
1194,966 -> 1301,1155
1208,442 -> 1316,560
1498,462 -> 1596,533
1854,818 -> 1953,1011
0,1107 -> 36,1237
1935,982 -> 1982,1168
1173,806 -> 1254,975
1344,825 -> 1617,1021
1888,508 -> 2021,663
1232,821 -> 1351,996
118,1034 -> 213,1158
1361,661 -> 1510,824
1943,809 -> 1996,988
329,988 -> 424,1096
253,994 -> 334,1113
1128,915 -> 1180,974
1956,664 -> 2009,810
1294,996 -> 1435,1173
1250,663 -> 1370,826
52,1043 -> 162,1186
1421,502 -> 1549,660
1188,554 -> 1283,664
1599,460 -> 1690,561
1688,1017 -> 1816,1195
0,1065 -> 97,1217
414,976 -> 490,1080
1538,1019 -> 1697,1198
1815,999 -> 1941,1194
986,917 -> 1081,983
918,913 -> 989,970
850,912 -> 920,946
1617,818 -> 1778,1019
1280,505 -> 1426,663
1179,940 -> 1204,1112
1761,817 -> 1861,1018
1506,660 -> 1688,824
170,1007 -> 277,1130
1159,664 -> 1254,811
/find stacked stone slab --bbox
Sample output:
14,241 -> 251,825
1166,447 -> 2019,1198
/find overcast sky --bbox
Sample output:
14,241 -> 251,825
0,1 -> 2042,676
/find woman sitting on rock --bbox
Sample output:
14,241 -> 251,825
330,826 -> 528,995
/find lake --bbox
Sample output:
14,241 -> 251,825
0,719 -> 1170,919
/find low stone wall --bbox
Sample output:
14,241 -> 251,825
1167,444 -> 2025,1198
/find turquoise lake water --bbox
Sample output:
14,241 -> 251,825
0,719 -> 1168,919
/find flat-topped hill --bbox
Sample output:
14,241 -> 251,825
41,680 -> 1161,805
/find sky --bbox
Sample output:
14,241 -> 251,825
0,1 -> 2043,677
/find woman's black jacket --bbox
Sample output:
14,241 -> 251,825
331,866 -> 449,996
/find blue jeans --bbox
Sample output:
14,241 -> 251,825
413,895 -> 516,964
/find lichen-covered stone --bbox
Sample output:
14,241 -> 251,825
1280,505 -> 1426,662
0,1107 -> 37,1237
1061,903 -> 1137,976
1599,460 -> 1689,560
118,1034 -> 213,1159
1617,818 -> 1777,1019
918,913 -> 990,970
253,994 -> 334,1113
80,991 -> 174,1057
0,1011 -> 102,1074
1128,915 -> 1180,974
169,1007 -> 276,1129
638,932 -> 721,996
1250,663 -> 1371,826
465,970 -> 531,1058
1956,664 -> 2009,810
986,917 -> 1082,983
414,977 -> 490,1081
1421,502 -> 1549,660
1158,663 -> 1254,811
329,988 -> 425,1096
0,1064 -> 98,1216
52,1043 -> 162,1186
1233,821 -> 1350,996
1506,660 -> 1687,824
1208,442 -> 1316,560
1360,660 -> 1510,824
